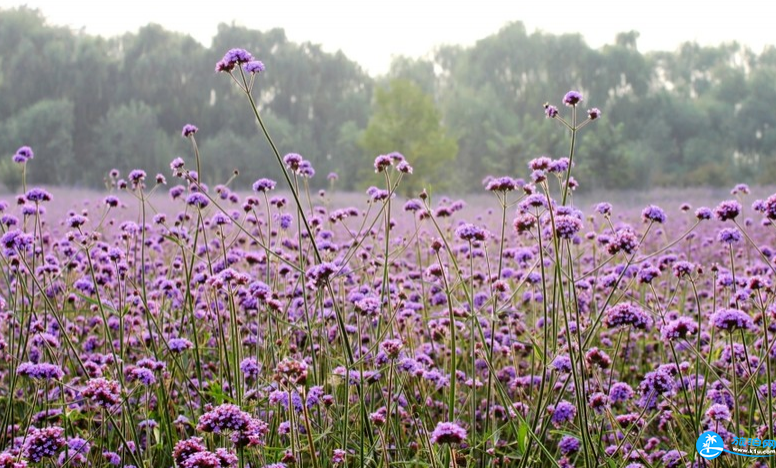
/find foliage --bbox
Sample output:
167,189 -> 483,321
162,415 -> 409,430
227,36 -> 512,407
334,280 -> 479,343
360,79 -> 457,195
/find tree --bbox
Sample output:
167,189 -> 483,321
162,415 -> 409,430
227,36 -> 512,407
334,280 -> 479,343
360,79 -> 457,196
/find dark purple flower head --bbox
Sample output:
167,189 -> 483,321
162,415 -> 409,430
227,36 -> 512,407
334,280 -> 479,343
712,308 -> 753,331
695,206 -> 712,220
554,215 -> 583,240
14,146 -> 34,163
17,362 -> 64,380
660,317 -> 698,341
456,223 -> 488,242
529,156 -> 553,171
587,108 -> 601,120
197,404 -> 252,433
717,227 -> 741,244
603,302 -> 652,330
186,193 -> 209,209
82,378 -> 121,408
24,426 -> 65,463
609,382 -> 634,403
283,153 -> 303,171
243,61 -> 265,74
252,178 -> 276,193
396,160 -> 413,174
559,435 -> 581,455
595,202 -> 612,216
216,48 -> 254,72
550,400 -> 577,427
608,227 -> 640,255
544,103 -> 559,118
641,205 -> 666,224
429,422 -> 467,445
275,358 -> 309,386
173,437 -> 207,466
374,154 -> 392,172
182,124 -> 198,137
714,200 -> 741,222
128,169 -> 146,187
731,183 -> 750,195
25,188 -> 52,203
485,176 -> 517,192
763,193 -> 776,220
563,91 -> 583,107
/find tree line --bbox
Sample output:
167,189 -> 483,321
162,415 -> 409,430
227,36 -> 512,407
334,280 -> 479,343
1,7 -> 775,193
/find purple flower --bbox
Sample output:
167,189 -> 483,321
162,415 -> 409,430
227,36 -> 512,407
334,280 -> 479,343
559,435 -> 580,455
168,337 -> 193,352
17,362 -> 64,380
544,104 -> 559,118
607,227 -> 639,255
609,382 -> 634,403
25,188 -> 52,203
82,378 -> 121,408
374,154 -> 392,172
554,215 -> 583,240
660,317 -> 698,341
283,153 -> 303,171
182,124 -> 198,137
24,426 -> 65,463
603,302 -> 652,330
714,200 -> 741,222
695,206 -> 712,220
216,48 -> 254,72
706,403 -> 731,422
485,176 -> 517,192
587,108 -> 601,120
173,437 -> 206,466
712,308 -> 753,331
243,61 -> 265,74
186,193 -> 209,208
550,400 -> 576,427
595,202 -> 612,216
456,223 -> 488,242
717,227 -> 741,244
14,146 -> 34,163
197,404 -> 252,433
429,422 -> 467,445
563,90 -> 583,106
240,357 -> 260,379
252,178 -> 276,193
641,205 -> 666,224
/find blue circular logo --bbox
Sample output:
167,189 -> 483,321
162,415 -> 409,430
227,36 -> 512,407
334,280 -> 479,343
697,431 -> 724,459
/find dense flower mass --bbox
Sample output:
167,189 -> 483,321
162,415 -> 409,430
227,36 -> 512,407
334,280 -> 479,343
2,59 -> 775,468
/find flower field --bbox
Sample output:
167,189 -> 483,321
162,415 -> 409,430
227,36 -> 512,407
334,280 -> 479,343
2,48 -> 776,468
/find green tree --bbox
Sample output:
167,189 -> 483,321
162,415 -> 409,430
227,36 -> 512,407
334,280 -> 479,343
360,79 -> 457,196
2,98 -> 75,185
91,101 -> 172,182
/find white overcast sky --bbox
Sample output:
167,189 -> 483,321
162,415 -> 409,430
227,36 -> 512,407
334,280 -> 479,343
2,0 -> 773,75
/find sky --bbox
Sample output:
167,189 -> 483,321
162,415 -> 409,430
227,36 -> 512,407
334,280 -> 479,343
1,0 -> 774,75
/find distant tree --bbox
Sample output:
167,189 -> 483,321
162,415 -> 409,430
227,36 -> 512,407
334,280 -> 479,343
360,79 -> 457,196
91,101 -> 171,182
2,98 -> 75,185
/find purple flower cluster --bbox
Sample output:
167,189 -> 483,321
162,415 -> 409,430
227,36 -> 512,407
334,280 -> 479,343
603,302 -> 653,330
429,422 -> 467,445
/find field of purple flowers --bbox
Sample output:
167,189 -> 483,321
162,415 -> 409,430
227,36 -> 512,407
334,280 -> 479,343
2,47 -> 776,468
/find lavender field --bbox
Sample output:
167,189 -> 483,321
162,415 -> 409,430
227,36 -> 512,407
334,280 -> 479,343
2,48 -> 776,468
